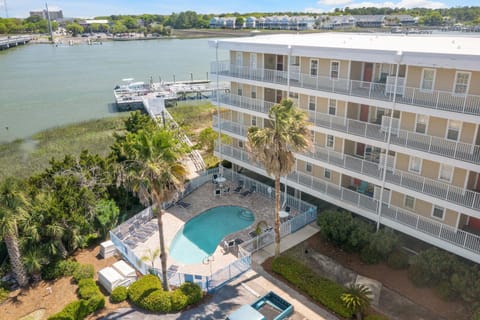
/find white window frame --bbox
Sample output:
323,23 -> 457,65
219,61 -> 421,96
432,205 -> 445,221
251,116 -> 257,126
235,51 -> 243,66
249,53 -> 257,70
438,164 -> 454,182
310,59 -> 318,76
446,120 -> 461,141
328,99 -> 337,115
404,195 -> 415,210
453,71 -> 470,95
305,162 -> 312,173
408,156 -> 422,174
415,114 -> 428,134
324,168 -> 331,179
420,68 -> 436,92
308,96 -> 316,111
326,134 -> 334,149
330,61 -> 340,80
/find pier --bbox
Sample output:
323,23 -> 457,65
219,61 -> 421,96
0,36 -> 32,50
113,78 -> 229,172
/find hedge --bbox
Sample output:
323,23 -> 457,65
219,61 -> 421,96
127,274 -> 203,313
110,286 -> 128,303
73,264 -> 95,283
48,300 -> 89,320
42,260 -> 81,281
272,256 -> 352,318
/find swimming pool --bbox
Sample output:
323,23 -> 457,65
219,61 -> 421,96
169,206 -> 254,264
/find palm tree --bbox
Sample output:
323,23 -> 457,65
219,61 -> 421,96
0,178 -> 29,287
247,99 -> 311,257
141,247 -> 161,269
341,283 -> 372,320
120,128 -> 189,291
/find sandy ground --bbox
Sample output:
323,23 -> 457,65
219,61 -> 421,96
2,246 -> 130,320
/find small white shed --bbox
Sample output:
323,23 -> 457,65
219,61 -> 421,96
100,240 -> 116,258
112,260 -> 137,283
98,267 -> 128,293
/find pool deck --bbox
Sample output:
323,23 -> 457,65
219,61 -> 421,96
131,180 -> 296,276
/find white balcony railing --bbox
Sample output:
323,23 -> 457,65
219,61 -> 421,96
211,61 -> 480,116
214,118 -> 480,211
216,93 -> 480,165
215,143 -> 480,258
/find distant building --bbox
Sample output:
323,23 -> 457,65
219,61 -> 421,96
317,15 -> 355,29
78,19 -> 110,28
212,15 -> 315,30
385,15 -> 416,26
29,8 -> 64,21
355,15 -> 385,28
245,17 -> 257,29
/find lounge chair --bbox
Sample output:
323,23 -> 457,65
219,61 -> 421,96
223,187 -> 230,195
214,188 -> 221,196
285,206 -> 291,213
176,200 -> 191,208
240,185 -> 256,197
233,180 -> 244,193
212,174 -> 218,184
223,240 -> 235,252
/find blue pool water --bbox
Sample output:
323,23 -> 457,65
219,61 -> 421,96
169,206 -> 254,264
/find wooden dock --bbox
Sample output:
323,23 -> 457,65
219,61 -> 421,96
0,36 -> 32,50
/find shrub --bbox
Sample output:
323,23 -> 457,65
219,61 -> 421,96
42,260 -> 80,280
317,209 -> 355,248
47,300 -> 89,320
86,294 -> 105,313
140,289 -> 172,312
110,286 -> 128,303
179,282 -> 202,305
128,274 -> 162,303
368,228 -> 399,260
472,308 -> 480,320
77,279 -> 100,299
387,250 -> 409,270
0,287 -> 8,304
360,246 -> 382,265
408,248 -> 458,287
435,281 -> 457,301
346,219 -> 373,252
272,256 -> 352,318
73,264 -> 94,283
170,289 -> 188,311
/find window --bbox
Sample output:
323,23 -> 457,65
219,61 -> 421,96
237,87 -> 243,96
447,120 -> 461,141
439,164 -> 453,182
289,91 -> 298,99
291,56 -> 300,66
308,96 -> 316,111
310,130 -> 315,143
238,140 -> 244,148
415,114 -> 428,134
326,135 -> 334,149
330,61 -> 339,79
251,116 -> 257,126
305,162 -> 312,173
324,168 -> 331,179
404,195 -> 415,209
310,59 -> 318,76
420,69 -> 435,91
328,99 -> 337,115
251,87 -> 256,99
409,156 -> 422,173
454,72 -> 470,95
432,205 -> 445,220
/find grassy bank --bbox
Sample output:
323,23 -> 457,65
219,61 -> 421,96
0,115 -> 130,180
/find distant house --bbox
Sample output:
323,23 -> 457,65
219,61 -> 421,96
225,17 -> 236,29
245,17 -> 257,29
318,15 -> 355,29
79,19 -> 110,29
355,15 -> 385,28
29,8 -> 64,21
388,15 -> 417,26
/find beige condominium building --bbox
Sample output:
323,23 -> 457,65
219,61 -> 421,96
209,33 -> 480,264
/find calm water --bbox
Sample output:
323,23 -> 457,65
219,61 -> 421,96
0,38 -> 226,143
169,206 -> 254,264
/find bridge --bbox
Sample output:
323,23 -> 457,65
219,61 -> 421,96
0,36 -> 33,50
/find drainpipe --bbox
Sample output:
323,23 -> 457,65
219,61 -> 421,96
376,51 -> 403,231
283,44 -> 293,208
215,40 -> 223,176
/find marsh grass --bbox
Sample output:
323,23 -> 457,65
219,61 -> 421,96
0,115 -> 130,180
168,101 -> 215,131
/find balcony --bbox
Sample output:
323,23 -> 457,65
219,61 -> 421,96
216,93 -> 480,166
211,61 -> 480,117
214,118 -> 480,212
215,143 -> 480,263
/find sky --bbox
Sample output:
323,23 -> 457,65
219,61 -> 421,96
0,0 -> 476,18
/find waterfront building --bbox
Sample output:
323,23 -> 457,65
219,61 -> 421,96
29,8 -> 63,21
210,33 -> 480,264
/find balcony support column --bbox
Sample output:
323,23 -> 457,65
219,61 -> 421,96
377,51 -> 403,231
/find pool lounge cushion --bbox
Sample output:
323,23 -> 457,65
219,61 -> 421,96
227,304 -> 265,320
